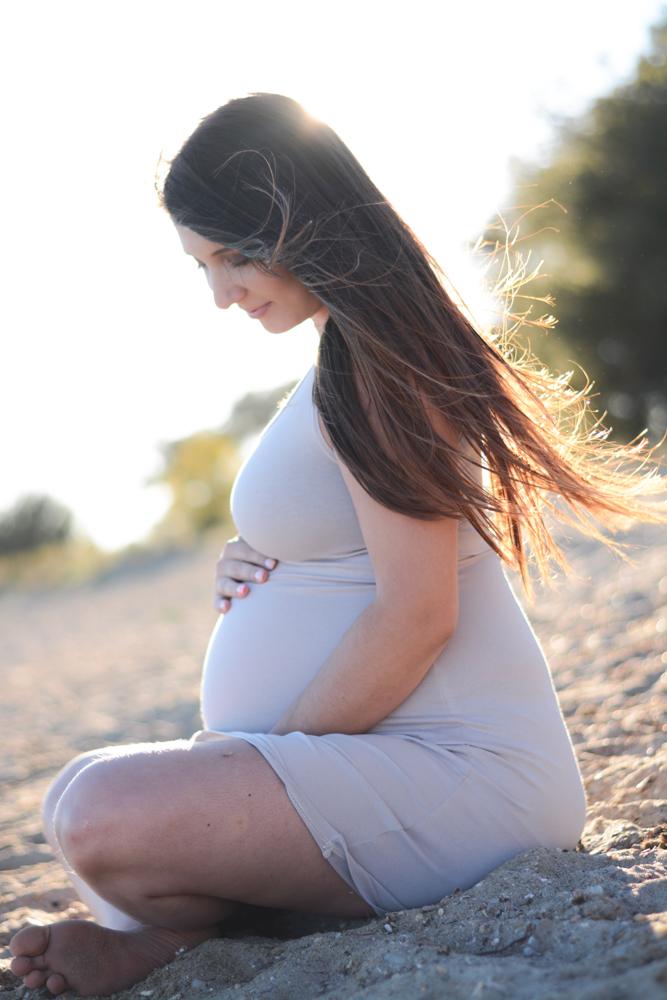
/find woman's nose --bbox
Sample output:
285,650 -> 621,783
209,270 -> 245,309
212,282 -> 244,310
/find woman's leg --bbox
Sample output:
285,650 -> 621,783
40,739 -> 244,932
41,743 -> 158,931
10,736 -> 373,996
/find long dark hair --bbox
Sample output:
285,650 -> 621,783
155,92 -> 667,604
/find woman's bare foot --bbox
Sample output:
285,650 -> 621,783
9,918 -> 220,997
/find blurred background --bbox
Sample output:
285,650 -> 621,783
2,0 -> 666,590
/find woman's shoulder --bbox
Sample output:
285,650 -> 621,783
357,368 -> 462,454
314,363 -> 462,457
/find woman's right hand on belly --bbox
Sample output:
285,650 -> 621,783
214,535 -> 279,614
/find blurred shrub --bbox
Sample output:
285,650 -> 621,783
146,431 -> 240,544
144,375 -> 300,546
0,493 -> 72,556
218,380 -> 296,440
0,533 -> 113,592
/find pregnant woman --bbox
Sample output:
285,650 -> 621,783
10,92 -> 667,996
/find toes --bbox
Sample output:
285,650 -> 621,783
9,922 -> 50,958
10,955 -> 34,976
24,969 -> 49,990
11,950 -> 48,975
46,971 -> 69,995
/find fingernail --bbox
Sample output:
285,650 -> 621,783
264,558 -> 277,569
236,584 -> 249,595
254,569 -> 267,581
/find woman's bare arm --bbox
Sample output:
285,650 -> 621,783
269,600 -> 453,736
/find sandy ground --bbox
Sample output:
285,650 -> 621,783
0,519 -> 665,999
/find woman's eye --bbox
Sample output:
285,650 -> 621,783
196,257 -> 247,270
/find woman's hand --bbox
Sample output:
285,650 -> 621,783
214,534 -> 279,614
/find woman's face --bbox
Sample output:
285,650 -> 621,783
174,224 -> 328,335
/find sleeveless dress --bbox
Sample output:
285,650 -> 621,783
200,361 -> 587,915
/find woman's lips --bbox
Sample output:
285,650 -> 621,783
248,302 -> 271,318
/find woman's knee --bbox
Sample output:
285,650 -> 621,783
52,740 -> 192,877
41,748 -> 111,843
41,740 -> 172,842
52,755 -> 130,876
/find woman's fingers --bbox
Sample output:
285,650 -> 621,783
215,579 -> 250,605
219,536 -> 279,572
229,558 -> 273,582
237,535 -> 279,570
216,566 -> 269,597
213,571 -> 263,614
213,537 -> 279,614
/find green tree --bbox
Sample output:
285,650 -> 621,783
476,15 -> 667,444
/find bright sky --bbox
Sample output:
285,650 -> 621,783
3,0 -> 665,552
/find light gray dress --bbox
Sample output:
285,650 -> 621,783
200,362 -> 587,915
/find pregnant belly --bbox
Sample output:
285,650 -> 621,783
200,560 -> 376,733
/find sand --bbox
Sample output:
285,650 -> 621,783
0,519 -> 665,998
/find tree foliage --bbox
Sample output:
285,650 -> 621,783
476,15 -> 667,444
145,377 -> 300,542
146,431 -> 241,542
